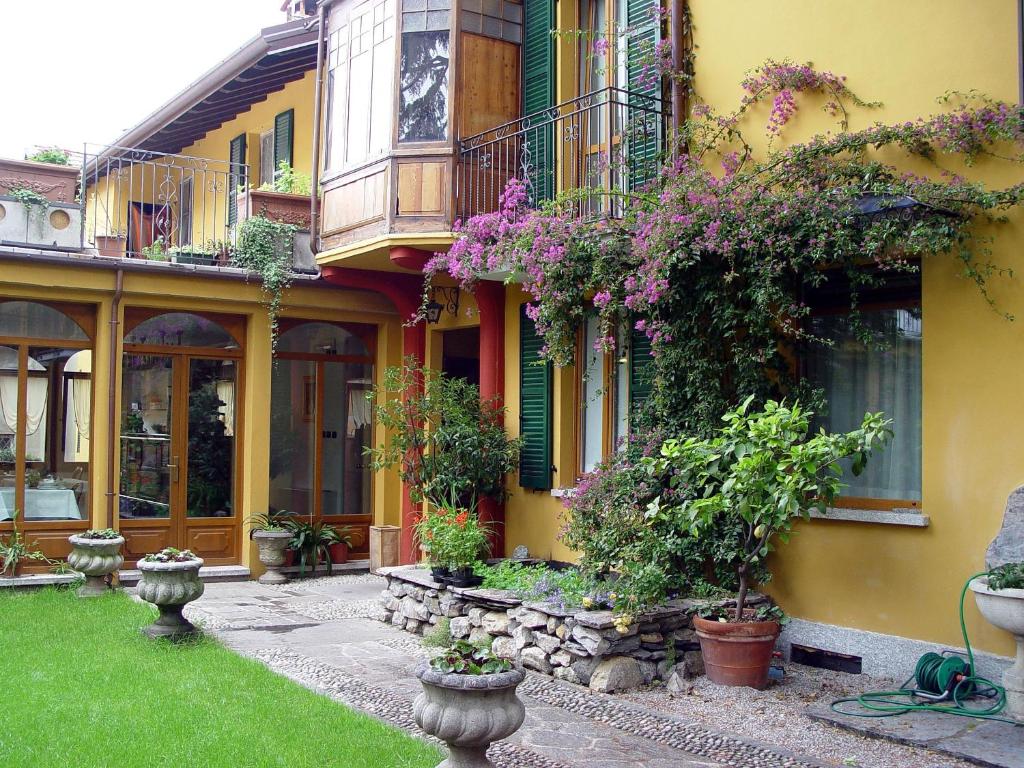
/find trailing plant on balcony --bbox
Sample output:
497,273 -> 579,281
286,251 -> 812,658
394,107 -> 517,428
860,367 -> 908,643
428,59 -> 1024,437
233,215 -> 297,352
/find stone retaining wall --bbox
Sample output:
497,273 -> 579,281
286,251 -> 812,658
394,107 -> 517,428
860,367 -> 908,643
377,565 -> 710,692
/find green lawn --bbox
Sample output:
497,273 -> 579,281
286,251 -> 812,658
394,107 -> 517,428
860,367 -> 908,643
0,588 -> 441,768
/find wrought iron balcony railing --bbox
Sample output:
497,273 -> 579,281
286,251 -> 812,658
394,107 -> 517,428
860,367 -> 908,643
456,87 -> 671,222
82,144 -> 248,265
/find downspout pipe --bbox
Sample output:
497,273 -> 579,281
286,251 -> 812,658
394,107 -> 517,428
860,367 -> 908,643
105,269 -> 124,529
670,0 -> 689,143
310,2 -> 329,251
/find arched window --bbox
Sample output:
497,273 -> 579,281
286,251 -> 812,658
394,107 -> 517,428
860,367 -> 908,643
0,300 -> 93,527
0,300 -> 89,341
124,312 -> 239,349
277,322 -> 370,357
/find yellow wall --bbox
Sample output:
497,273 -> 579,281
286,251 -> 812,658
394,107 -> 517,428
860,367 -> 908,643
500,0 -> 1024,658
0,260 -> 400,572
687,0 -> 1022,658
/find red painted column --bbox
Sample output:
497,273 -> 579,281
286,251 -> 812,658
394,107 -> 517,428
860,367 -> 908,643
474,281 -> 507,557
321,266 -> 426,564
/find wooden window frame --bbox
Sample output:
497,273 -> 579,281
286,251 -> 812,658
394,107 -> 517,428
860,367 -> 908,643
802,279 -> 922,511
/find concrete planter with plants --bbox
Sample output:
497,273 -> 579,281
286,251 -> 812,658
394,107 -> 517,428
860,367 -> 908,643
67,529 -> 124,597
413,641 -> 526,768
136,548 -> 204,639
970,565 -> 1024,720
253,529 -> 292,584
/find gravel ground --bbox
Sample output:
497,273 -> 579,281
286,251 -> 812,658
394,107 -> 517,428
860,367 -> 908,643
623,663 -> 976,768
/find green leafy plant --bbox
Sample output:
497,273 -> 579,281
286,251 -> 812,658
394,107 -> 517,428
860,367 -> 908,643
141,237 -> 170,261
123,411 -> 145,434
368,361 -> 522,513
647,398 -> 892,621
416,503 -> 490,571
7,186 -> 49,209
26,147 -> 70,165
286,519 -> 338,576
325,524 -> 353,548
143,547 -> 198,563
0,511 -> 48,575
80,528 -> 121,540
186,380 -> 233,517
422,617 -> 453,648
233,215 -> 297,352
988,562 -> 1024,591
257,161 -> 312,196
247,509 -> 293,534
429,639 -> 513,675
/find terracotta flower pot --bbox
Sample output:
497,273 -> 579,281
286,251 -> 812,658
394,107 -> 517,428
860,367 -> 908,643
414,662 -> 526,768
328,541 -> 349,565
67,534 -> 125,597
693,614 -> 780,689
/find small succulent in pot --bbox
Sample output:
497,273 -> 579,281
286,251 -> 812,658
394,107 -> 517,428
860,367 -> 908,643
414,640 -> 525,768
136,547 -> 204,640
67,527 -> 125,597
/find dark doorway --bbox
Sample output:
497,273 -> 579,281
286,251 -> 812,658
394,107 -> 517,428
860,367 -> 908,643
442,327 -> 480,387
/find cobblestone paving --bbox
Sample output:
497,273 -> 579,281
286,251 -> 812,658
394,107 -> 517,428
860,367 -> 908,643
187,576 -> 830,768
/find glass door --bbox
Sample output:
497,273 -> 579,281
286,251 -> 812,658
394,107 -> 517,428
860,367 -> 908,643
119,354 -> 175,560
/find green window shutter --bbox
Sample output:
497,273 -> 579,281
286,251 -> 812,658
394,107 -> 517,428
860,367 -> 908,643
227,133 -> 246,226
629,325 -> 654,412
519,304 -> 553,489
522,0 -> 555,205
273,109 -> 295,174
626,0 -> 662,190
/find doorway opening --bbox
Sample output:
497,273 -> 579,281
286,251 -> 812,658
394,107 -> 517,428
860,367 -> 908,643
441,327 -> 480,386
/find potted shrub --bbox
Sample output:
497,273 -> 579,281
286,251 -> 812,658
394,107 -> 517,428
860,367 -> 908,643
67,528 -> 124,596
136,547 -> 204,639
414,505 -> 453,583
437,504 -> 489,588
248,510 -> 293,585
969,562 -> 1024,719
0,512 -> 48,577
287,519 -> 338,577
413,639 -> 526,768
649,398 -> 891,688
326,525 -> 354,565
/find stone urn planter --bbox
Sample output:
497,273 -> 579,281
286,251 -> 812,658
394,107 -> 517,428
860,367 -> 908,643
694,614 -> 781,690
969,576 -> 1024,720
413,662 -> 526,768
253,529 -> 292,584
136,552 -> 205,640
67,533 -> 124,597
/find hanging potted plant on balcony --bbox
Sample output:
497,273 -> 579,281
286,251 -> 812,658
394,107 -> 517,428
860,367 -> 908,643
67,528 -> 124,597
648,398 -> 891,689
136,547 -> 204,639
247,510 -> 294,585
413,639 -> 525,768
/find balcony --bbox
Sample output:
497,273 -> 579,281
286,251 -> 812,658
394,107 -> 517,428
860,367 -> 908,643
456,87 -> 671,222
80,145 -> 315,272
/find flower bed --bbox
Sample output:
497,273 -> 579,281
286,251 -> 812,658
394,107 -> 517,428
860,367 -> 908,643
379,565 -> 768,692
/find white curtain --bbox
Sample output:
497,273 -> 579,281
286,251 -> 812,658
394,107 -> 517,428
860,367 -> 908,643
809,308 -> 922,501
0,350 -> 48,460
216,380 -> 235,437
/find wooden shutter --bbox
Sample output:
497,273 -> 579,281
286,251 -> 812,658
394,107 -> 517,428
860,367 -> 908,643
519,304 -> 553,489
626,0 -> 662,190
227,133 -> 246,226
629,325 -> 654,412
522,0 -> 555,205
273,109 -> 295,175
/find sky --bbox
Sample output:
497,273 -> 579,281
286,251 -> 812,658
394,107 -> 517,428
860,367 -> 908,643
0,0 -> 285,159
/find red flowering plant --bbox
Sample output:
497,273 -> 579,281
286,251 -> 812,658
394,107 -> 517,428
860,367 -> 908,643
416,501 -> 490,572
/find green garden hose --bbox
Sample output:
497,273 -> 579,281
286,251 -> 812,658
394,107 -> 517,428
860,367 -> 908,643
829,572 -> 1019,725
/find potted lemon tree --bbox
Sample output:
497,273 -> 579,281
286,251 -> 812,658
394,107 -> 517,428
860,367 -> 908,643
649,398 -> 891,688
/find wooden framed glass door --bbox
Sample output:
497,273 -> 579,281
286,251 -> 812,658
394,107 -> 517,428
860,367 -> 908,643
119,311 -> 243,565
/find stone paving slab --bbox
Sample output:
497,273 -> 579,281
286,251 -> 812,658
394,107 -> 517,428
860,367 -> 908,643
185,578 -> 833,768
808,705 -> 1024,768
